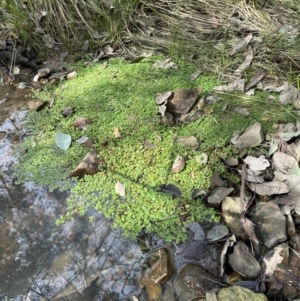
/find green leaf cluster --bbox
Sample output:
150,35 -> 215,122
14,57 -> 299,242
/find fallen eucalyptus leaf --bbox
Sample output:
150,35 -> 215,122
234,45 -> 253,76
70,151 -> 102,178
247,181 -> 290,196
115,181 -> 125,196
76,136 -> 89,144
55,132 -> 71,151
233,107 -> 250,116
82,40 -> 89,52
230,34 -> 253,56
273,151 -> 298,175
269,142 -> 278,156
245,70 -> 266,91
190,69 -> 202,80
279,130 -> 300,141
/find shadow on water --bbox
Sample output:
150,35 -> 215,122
0,84 -> 144,301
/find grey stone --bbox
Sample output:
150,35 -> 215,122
249,202 -> 287,248
236,122 -> 264,149
225,157 -> 239,167
208,187 -> 234,208
228,241 -> 261,279
217,286 -> 268,301
222,197 -> 246,239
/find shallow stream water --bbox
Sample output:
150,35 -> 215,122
0,84 -> 144,301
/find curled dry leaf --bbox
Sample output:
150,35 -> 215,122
190,69 -> 202,81
247,181 -> 290,196
233,45 -> 253,76
172,155 -> 185,173
242,218 -> 259,244
73,117 -> 91,130
115,181 -> 125,196
230,34 -> 253,56
70,151 -> 102,178
245,70 -> 266,91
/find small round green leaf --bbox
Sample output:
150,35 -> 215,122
55,132 -> 72,150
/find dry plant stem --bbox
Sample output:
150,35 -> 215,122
240,163 -> 247,216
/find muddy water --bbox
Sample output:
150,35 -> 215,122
0,85 -> 144,301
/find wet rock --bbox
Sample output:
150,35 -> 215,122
206,224 -> 229,241
222,197 -> 246,238
166,87 -> 202,117
235,122 -> 264,149
217,286 -> 268,301
148,248 -> 175,284
228,241 -> 261,279
173,264 -> 218,301
249,202 -> 287,248
208,187 -> 234,208
176,136 -> 199,149
162,285 -> 176,301
182,240 -> 208,261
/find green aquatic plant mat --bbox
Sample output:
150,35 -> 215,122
14,57 -> 299,241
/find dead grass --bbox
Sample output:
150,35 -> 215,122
0,0 -> 300,81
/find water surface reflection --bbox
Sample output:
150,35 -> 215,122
0,107 -> 143,301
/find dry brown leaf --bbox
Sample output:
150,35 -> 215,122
230,34 -> 253,56
172,155 -> 185,173
234,45 -> 253,76
247,181 -> 290,196
245,70 -> 267,91
73,117 -> 91,130
273,151 -> 298,174
190,69 -> 202,80
70,151 -> 102,178
113,127 -> 121,138
242,218 -> 259,244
